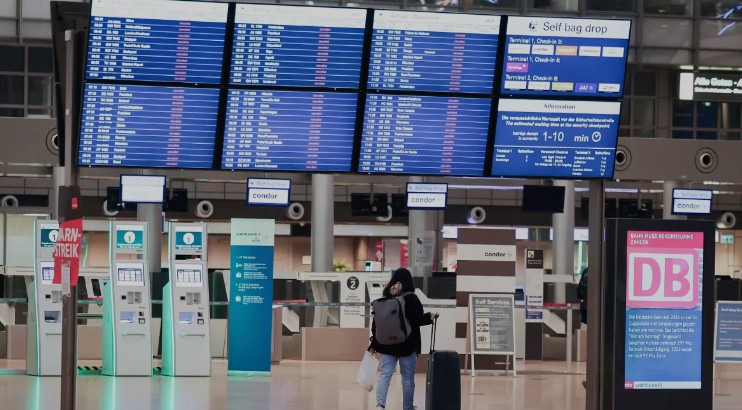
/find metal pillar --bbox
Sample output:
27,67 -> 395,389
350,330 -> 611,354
310,174 -> 334,273
407,176 -> 440,277
60,29 -> 81,410
663,181 -> 686,220
552,180 -> 575,303
136,170 -> 163,274
586,179 -> 605,410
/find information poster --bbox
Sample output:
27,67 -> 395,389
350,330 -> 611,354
501,17 -> 630,98
525,249 -> 544,323
491,99 -> 620,178
470,294 -> 515,354
174,226 -> 203,251
340,274 -> 366,329
229,219 -> 275,374
715,301 -> 742,362
624,231 -> 704,389
39,223 -> 59,248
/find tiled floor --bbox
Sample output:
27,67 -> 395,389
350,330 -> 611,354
0,360 -> 741,409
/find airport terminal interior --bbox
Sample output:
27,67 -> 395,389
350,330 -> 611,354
2,0 -> 742,409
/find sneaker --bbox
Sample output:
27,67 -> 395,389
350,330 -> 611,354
376,406 -> 385,409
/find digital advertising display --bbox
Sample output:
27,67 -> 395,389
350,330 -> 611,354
359,94 -> 491,176
501,17 -> 630,98
86,0 -> 228,84
368,11 -> 500,94
231,5 -> 367,88
624,231 -> 704,390
715,301 -> 742,363
78,83 -> 219,168
491,99 -> 621,178
221,89 -> 357,172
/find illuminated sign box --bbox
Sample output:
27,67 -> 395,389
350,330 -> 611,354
407,183 -> 448,210
678,72 -> 742,102
247,178 -> 291,206
672,189 -> 712,215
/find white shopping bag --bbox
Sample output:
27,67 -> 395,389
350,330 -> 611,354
356,351 -> 379,392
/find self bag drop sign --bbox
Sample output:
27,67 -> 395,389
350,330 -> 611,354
625,231 -> 703,390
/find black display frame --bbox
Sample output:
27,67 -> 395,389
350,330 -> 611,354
604,218 -> 715,410
78,0 -> 231,170
218,4 -> 372,174
119,174 -> 167,204
356,10 -> 505,178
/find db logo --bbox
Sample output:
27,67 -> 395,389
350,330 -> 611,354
627,249 -> 698,309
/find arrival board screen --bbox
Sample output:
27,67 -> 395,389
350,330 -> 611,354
221,89 -> 357,172
501,17 -> 630,98
368,11 -> 500,94
231,5 -> 367,88
359,94 -> 491,175
86,0 -> 228,84
624,231 -> 704,389
78,83 -> 219,168
491,99 -> 620,178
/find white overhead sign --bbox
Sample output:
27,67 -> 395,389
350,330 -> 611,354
407,183 -> 448,210
247,178 -> 291,206
672,189 -> 712,215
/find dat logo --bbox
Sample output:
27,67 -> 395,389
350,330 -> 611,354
627,250 -> 698,308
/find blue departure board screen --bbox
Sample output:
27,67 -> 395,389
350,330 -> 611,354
368,11 -> 500,94
490,99 -> 621,178
501,17 -> 630,98
231,5 -> 366,88
221,89 -> 358,172
78,83 -> 219,168
359,94 -> 491,175
86,0 -> 228,84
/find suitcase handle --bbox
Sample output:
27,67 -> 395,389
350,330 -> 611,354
430,316 -> 437,353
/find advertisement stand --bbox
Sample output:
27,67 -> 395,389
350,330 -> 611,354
467,294 -> 516,377
603,219 -> 714,410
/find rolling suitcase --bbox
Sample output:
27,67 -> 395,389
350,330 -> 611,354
425,318 -> 461,410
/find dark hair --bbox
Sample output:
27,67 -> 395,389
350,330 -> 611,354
383,268 -> 415,298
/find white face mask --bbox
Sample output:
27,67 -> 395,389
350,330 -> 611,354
390,282 -> 403,296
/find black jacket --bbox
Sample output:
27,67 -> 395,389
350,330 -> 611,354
370,292 -> 434,357
577,267 -> 588,324
368,268 -> 434,357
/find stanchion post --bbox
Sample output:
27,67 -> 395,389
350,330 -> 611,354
586,179 -> 605,410
566,304 -> 573,374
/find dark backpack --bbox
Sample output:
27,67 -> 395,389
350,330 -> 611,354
372,292 -> 412,345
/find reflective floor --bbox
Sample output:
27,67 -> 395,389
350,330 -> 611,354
1,360 -> 741,409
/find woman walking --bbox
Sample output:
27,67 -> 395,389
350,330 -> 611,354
368,268 -> 437,410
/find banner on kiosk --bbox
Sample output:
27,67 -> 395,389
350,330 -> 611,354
229,218 -> 275,374
624,231 -> 704,390
52,219 -> 83,291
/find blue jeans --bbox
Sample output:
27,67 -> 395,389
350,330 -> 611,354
377,353 -> 417,410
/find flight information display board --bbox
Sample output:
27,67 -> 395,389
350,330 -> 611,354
359,94 -> 491,175
221,89 -> 358,172
86,0 -> 228,84
368,11 -> 500,94
501,17 -> 630,98
231,5 -> 367,88
491,99 -> 620,178
78,83 -> 220,168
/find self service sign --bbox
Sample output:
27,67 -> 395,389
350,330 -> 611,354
247,178 -> 290,206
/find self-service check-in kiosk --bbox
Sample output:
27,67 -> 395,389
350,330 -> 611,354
162,222 -> 210,376
27,220 -> 61,376
103,221 -> 152,376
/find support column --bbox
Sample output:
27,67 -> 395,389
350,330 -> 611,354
552,180 -> 575,303
586,179 -> 605,410
663,181 -> 686,220
310,174 -> 334,272
137,170 -> 163,274
407,176 -> 440,277
52,166 -> 65,220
